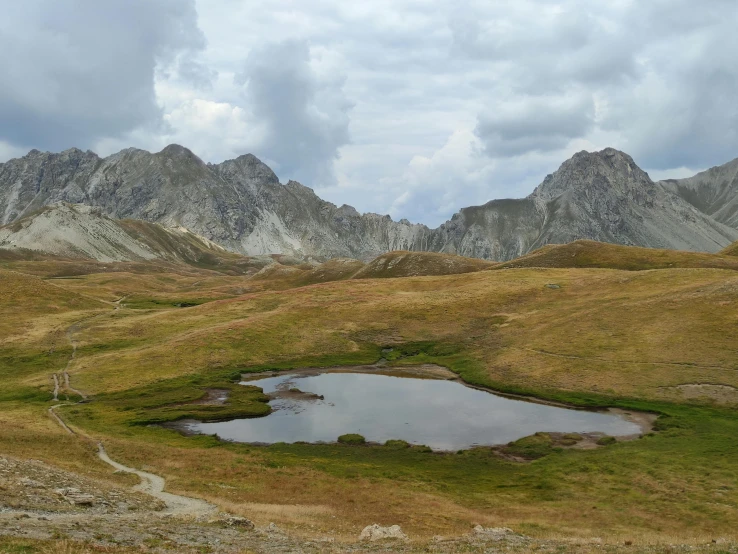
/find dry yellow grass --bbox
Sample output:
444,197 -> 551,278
4,248 -> 738,543
48,266 -> 738,400
497,239 -> 738,271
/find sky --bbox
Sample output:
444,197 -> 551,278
0,0 -> 736,227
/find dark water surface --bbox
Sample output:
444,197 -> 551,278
186,372 -> 641,450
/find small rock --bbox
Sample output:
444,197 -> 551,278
545,283 -> 561,289
68,494 -> 96,506
471,525 -> 524,543
265,522 -> 284,535
54,487 -> 81,496
222,516 -> 254,529
359,523 -> 408,541
19,478 -> 44,488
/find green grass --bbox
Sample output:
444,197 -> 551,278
122,297 -> 213,309
51,347 -> 738,537
337,433 -> 366,444
384,439 -> 411,449
504,433 -> 557,460
91,372 -> 271,425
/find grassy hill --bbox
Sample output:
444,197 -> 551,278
720,239 -> 738,256
352,250 -> 494,279
494,239 -> 738,271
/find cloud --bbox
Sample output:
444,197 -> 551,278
455,0 -> 738,171
475,95 -> 595,157
234,40 -> 352,187
449,1 -> 638,90
599,0 -> 738,169
0,0 -> 210,152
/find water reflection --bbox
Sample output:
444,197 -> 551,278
187,372 -> 641,451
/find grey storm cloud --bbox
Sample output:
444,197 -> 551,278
599,0 -> 738,170
235,40 -> 352,187
0,0 -> 209,152
475,95 -> 595,157
456,0 -> 738,170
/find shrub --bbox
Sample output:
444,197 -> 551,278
384,439 -> 411,449
338,433 -> 366,445
506,432 -> 555,460
596,435 -> 617,446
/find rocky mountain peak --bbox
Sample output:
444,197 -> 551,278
157,144 -> 205,166
1,144 -> 737,262
531,147 -> 654,203
214,153 -> 280,185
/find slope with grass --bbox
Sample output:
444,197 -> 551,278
352,250 -> 494,279
720,239 -> 738,257
494,239 -> 738,271
3,248 -> 738,546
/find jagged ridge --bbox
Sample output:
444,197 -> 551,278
1,145 -> 737,261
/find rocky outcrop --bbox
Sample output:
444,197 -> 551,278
1,145 -> 737,261
660,157 -> 738,228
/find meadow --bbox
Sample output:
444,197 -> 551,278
2,244 -> 738,545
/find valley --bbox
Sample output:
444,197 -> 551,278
2,242 -> 738,552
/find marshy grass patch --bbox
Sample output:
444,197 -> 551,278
384,439 -> 411,449
596,435 -> 617,446
337,433 -> 366,445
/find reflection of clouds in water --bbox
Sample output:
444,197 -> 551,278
199,373 -> 641,450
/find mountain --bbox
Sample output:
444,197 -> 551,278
659,157 -> 738,228
1,145 -> 737,261
0,202 -> 256,272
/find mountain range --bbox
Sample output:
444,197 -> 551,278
1,144 -> 737,262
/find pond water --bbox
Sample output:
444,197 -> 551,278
185,371 -> 642,451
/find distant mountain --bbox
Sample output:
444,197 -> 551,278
1,145 -> 737,261
0,203 -> 256,272
659,157 -> 738,229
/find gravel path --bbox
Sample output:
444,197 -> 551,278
96,443 -> 216,516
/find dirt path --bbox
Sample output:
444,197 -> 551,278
63,370 -> 87,400
45,296 -> 215,519
48,404 -> 74,435
96,443 -> 216,516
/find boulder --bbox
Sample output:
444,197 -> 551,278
359,523 -> 408,541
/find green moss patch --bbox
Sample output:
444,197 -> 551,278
337,433 -> 366,445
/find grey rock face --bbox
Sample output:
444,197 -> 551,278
659,157 -> 738,228
1,145 -> 736,261
527,148 -> 738,253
